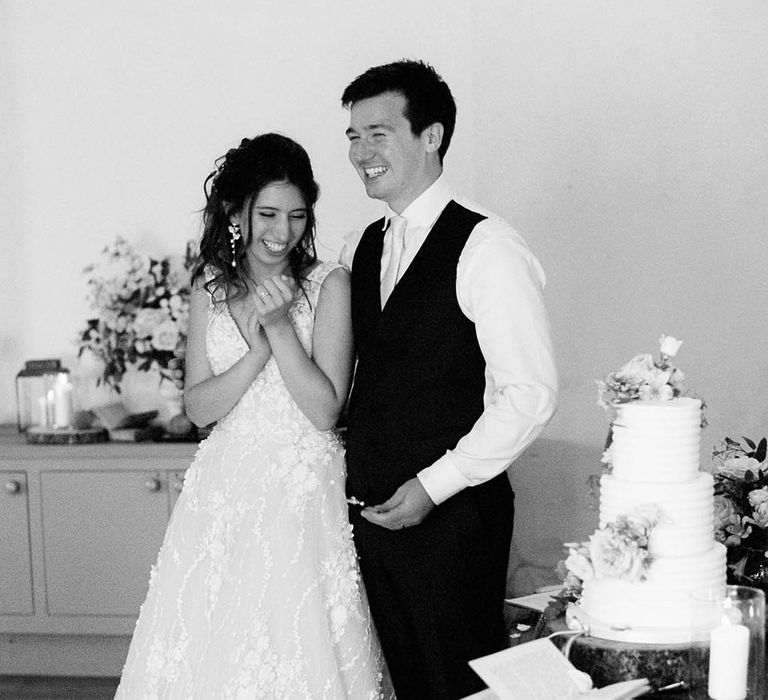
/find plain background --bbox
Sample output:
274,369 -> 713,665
2,0 -> 767,592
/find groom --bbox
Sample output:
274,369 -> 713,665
340,60 -> 558,699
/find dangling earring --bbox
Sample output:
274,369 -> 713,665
228,221 -> 241,267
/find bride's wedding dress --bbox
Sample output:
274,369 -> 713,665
116,262 -> 392,699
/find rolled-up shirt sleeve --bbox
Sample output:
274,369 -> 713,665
417,219 -> 558,505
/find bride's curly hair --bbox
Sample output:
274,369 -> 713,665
190,133 -> 319,304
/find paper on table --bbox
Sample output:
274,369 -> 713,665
460,690 -> 500,700
469,639 -> 650,700
505,590 -> 559,613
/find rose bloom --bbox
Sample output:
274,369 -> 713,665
589,529 -> 649,582
659,335 -> 683,357
748,487 -> 768,507
720,455 -> 762,479
151,320 -> 180,352
134,307 -> 170,338
752,503 -> 768,528
565,546 -> 594,582
638,367 -> 673,401
613,353 -> 655,388
714,495 -> 751,546
747,488 -> 768,527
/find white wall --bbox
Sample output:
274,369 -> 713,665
2,0 -> 767,593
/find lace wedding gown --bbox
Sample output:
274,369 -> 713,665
116,262 -> 392,700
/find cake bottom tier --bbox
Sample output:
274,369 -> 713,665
577,543 -> 727,643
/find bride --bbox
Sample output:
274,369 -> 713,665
115,133 -> 393,699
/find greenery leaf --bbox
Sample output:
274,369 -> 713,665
756,438 -> 767,464
744,437 -> 757,450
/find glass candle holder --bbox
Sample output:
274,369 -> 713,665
689,585 -> 765,700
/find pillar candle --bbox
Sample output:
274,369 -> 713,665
45,388 -> 55,428
53,381 -> 72,428
708,622 -> 749,700
36,396 -> 49,428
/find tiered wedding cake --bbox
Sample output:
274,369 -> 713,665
566,338 -> 727,643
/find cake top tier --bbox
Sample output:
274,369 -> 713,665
613,396 -> 702,422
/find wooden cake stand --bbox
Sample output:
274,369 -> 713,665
549,619 -> 708,693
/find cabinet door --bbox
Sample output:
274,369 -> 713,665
41,470 -> 169,617
0,471 -> 33,615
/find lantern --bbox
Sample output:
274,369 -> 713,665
15,359 -> 67,432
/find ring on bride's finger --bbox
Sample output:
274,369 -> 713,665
258,290 -> 270,299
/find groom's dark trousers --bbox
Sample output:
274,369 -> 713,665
346,201 -> 515,700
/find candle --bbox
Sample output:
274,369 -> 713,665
53,380 -> 72,428
36,396 -> 49,428
45,388 -> 55,428
708,621 -> 749,700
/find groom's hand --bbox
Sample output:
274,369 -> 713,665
361,478 -> 435,531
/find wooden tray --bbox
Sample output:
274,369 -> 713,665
26,426 -> 109,445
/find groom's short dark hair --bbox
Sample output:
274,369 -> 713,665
341,59 -> 456,163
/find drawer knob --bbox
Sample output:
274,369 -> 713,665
5,480 -> 21,494
144,477 -> 161,492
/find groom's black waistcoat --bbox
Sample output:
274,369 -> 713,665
346,201 -> 503,505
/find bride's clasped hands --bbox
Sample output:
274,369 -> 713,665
250,274 -> 297,332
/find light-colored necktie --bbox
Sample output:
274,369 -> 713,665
380,214 -> 407,306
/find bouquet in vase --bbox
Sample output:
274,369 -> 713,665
77,237 -> 195,393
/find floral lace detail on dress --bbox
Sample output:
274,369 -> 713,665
115,262 -> 393,700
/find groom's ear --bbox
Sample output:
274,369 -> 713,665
422,123 -> 444,155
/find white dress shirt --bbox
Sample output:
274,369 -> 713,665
340,175 -> 558,505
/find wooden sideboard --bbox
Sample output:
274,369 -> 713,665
0,426 -> 198,675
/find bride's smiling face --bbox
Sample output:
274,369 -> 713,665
239,181 -> 308,275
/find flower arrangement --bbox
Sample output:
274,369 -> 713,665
77,237 -> 195,392
712,435 -> 768,589
566,510 -> 657,584
596,335 -> 685,409
546,510 -> 658,620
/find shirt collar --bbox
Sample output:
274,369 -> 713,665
381,174 -> 453,231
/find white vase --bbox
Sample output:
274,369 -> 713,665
158,378 -> 184,422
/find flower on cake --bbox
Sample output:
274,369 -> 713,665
658,335 -> 683,359
565,509 -> 658,585
546,509 -> 658,621
596,335 -> 685,408
712,435 -> 768,587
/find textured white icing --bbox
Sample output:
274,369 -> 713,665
600,472 -> 715,556
610,397 -> 702,483
579,543 -> 727,643
578,396 -> 727,643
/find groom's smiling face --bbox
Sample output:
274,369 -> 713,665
346,91 -> 434,214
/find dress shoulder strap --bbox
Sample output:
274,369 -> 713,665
302,261 -> 343,310
305,260 -> 342,285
